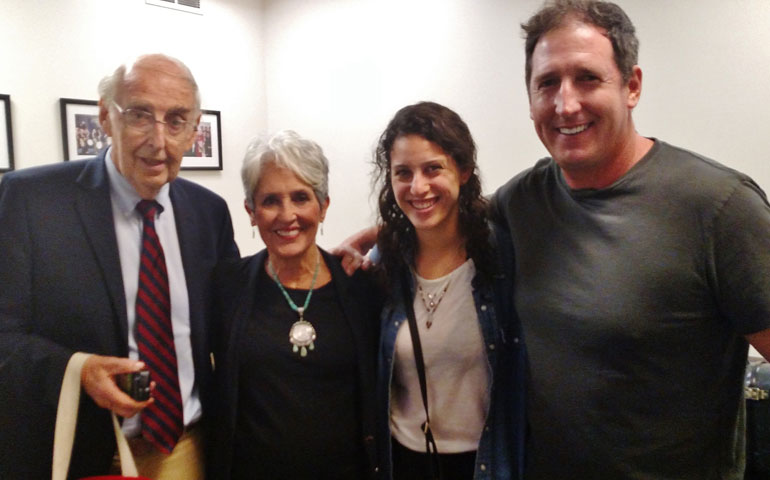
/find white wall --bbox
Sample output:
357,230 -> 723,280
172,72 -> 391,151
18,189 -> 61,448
262,0 -> 539,252
262,0 -> 770,252
0,0 -> 266,250
629,0 -> 770,184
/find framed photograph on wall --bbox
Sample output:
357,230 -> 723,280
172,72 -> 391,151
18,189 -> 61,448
182,109 -> 222,170
0,93 -> 14,172
60,98 -> 111,161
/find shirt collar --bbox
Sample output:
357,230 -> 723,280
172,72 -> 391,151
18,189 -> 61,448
104,147 -> 172,217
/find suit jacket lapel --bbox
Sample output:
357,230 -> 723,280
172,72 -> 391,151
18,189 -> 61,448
324,250 -> 379,452
325,251 -> 357,331
170,183 -> 196,302
324,250 -> 375,368
74,153 -> 129,344
169,183 -> 207,369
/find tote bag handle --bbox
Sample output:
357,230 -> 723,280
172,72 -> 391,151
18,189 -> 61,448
52,352 -> 141,480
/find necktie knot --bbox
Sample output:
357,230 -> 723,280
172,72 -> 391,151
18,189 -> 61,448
136,200 -> 164,222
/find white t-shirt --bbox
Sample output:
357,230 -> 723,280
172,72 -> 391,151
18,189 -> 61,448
390,259 -> 490,453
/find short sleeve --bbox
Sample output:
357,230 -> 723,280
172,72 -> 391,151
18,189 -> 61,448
710,179 -> 770,334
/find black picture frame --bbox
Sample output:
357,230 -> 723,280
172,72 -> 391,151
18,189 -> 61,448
0,94 -> 14,172
60,98 -> 111,161
182,109 -> 223,170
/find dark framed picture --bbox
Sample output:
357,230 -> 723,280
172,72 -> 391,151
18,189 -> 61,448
182,109 -> 222,170
60,98 -> 111,161
0,94 -> 14,172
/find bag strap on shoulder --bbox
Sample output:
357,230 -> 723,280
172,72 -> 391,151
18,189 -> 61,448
400,271 -> 441,479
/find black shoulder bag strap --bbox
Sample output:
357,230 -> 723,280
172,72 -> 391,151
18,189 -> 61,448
401,271 -> 442,479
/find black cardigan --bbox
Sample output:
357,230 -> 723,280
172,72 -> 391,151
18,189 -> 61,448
207,248 -> 382,479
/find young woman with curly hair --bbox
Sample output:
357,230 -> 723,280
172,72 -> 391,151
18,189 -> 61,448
372,102 -> 526,480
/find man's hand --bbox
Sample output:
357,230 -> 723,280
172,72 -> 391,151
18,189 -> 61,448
80,355 -> 153,418
333,244 -> 372,276
332,226 -> 378,276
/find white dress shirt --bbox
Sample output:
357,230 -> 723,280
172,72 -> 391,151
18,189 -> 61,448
104,149 -> 201,436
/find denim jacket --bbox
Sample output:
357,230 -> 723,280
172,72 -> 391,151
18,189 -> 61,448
375,225 -> 526,479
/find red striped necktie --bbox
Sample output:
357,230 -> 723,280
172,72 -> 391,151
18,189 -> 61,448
135,199 -> 183,454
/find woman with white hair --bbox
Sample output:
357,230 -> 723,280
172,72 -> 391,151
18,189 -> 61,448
209,130 -> 381,479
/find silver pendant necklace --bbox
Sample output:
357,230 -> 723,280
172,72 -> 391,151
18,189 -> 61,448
416,277 -> 452,329
268,253 -> 320,357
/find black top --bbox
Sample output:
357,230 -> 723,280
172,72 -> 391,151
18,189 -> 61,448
209,248 -> 383,480
231,268 -> 364,479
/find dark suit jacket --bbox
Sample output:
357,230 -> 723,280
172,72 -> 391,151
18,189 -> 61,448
209,249 -> 382,479
0,151 -> 239,479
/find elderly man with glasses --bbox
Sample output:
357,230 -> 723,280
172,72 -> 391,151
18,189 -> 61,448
0,53 -> 239,479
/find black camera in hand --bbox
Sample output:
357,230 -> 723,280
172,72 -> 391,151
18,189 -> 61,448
117,370 -> 151,401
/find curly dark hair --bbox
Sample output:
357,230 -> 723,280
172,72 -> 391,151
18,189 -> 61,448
373,101 -> 493,286
522,0 -> 639,90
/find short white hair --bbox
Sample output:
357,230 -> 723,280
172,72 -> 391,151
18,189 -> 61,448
242,130 -> 330,210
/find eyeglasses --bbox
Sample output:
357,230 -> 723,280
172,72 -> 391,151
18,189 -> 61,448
112,102 -> 193,137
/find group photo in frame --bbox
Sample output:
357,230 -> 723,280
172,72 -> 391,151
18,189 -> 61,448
59,98 -> 110,161
182,109 -> 222,170
0,93 -> 14,172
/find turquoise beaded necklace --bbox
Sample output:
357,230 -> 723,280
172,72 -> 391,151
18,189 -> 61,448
267,252 -> 320,357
